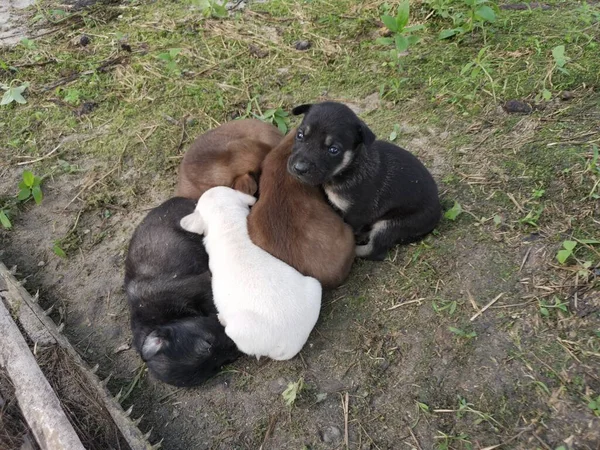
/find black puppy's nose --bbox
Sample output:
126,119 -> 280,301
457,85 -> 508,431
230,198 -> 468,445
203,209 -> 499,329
293,161 -> 310,175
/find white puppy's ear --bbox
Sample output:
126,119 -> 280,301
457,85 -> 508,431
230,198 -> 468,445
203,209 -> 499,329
180,212 -> 206,235
235,191 -> 257,207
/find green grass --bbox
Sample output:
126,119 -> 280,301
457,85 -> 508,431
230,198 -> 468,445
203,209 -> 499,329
1,0 -> 599,448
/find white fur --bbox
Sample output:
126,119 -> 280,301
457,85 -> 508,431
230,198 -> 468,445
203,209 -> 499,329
180,186 -> 322,361
355,220 -> 388,257
332,150 -> 354,176
324,185 -> 352,212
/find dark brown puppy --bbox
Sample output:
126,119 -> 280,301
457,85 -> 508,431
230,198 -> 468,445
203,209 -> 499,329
247,130 -> 355,289
176,119 -> 283,199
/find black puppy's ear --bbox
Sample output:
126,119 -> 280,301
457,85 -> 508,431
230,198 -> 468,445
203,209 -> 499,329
357,121 -> 376,148
141,330 -> 166,360
292,104 -> 313,116
194,338 -> 213,355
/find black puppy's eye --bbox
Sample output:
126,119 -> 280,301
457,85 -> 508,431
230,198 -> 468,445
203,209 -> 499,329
296,130 -> 304,140
328,146 -> 339,155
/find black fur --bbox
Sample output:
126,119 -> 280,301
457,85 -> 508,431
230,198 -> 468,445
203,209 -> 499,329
288,101 -> 441,261
124,197 -> 239,387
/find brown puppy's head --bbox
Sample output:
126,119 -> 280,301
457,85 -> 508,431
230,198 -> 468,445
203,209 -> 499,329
287,102 -> 376,186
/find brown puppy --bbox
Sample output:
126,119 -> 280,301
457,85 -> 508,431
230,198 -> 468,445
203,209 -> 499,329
176,119 -> 283,199
247,129 -> 355,289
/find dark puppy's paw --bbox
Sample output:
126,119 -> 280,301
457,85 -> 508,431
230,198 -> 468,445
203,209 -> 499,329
291,104 -> 313,116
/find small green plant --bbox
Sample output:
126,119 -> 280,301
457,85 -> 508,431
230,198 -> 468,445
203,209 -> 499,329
417,401 -> 430,413
587,394 -> 600,417
438,0 -> 497,40
377,1 -> 423,57
449,326 -> 477,339
52,241 -> 67,258
433,299 -> 458,315
17,171 -> 43,204
435,431 -> 472,450
191,0 -> 228,18
460,46 -> 496,100
0,209 -> 12,229
444,201 -> 463,220
539,297 -> 569,318
551,45 -> 569,75
20,38 -> 37,50
556,238 -> 600,265
63,88 -> 82,105
389,123 -> 401,141
519,206 -> 544,227
17,171 -> 43,205
282,377 -> 304,407
157,48 -> 182,75
257,108 -> 289,133
1,82 -> 29,106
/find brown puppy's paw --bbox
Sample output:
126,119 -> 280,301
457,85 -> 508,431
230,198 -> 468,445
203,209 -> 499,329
233,173 -> 258,196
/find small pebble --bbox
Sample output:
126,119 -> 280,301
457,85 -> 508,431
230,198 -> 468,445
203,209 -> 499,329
79,34 -> 90,46
321,425 -> 342,444
560,90 -> 574,101
294,40 -> 311,51
503,99 -> 532,114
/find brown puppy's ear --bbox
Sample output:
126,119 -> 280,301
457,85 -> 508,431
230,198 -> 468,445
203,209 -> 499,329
292,104 -> 313,116
357,120 -> 376,148
233,173 -> 258,196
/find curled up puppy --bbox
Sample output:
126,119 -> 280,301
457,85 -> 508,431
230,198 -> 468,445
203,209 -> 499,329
288,101 -> 442,261
247,129 -> 355,289
124,197 -> 239,387
180,186 -> 322,361
175,119 -> 283,199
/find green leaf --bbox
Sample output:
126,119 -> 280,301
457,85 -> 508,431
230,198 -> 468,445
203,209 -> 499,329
396,0 -> 410,30
395,35 -> 409,53
169,48 -> 182,58
211,2 -> 228,18
540,307 -> 549,317
449,326 -> 464,336
439,28 -> 459,40
23,170 -> 34,187
53,243 -> 67,258
157,52 -> 172,61
449,301 -> 457,315
404,24 -> 424,33
375,37 -> 394,46
552,45 -> 566,67
381,15 -> 398,33
542,89 -> 552,100
417,402 -> 429,412
0,210 -> 12,229
17,188 -> 31,201
32,176 -> 41,187
1,84 -> 28,105
475,5 -> 496,23
274,116 -> 287,133
556,249 -> 571,264
444,202 -> 463,221
389,130 -> 397,141
578,239 -> 600,245
562,240 -> 577,252
32,186 -> 43,205
282,378 -> 304,407
493,214 -> 502,226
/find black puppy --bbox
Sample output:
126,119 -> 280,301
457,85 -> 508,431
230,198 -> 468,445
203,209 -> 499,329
287,102 -> 441,261
124,197 -> 239,387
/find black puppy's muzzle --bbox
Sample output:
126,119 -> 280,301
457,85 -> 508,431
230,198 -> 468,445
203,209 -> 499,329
291,161 -> 311,176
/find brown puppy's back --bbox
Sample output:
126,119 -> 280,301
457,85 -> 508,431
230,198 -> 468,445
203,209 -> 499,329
176,119 -> 283,199
247,131 -> 355,289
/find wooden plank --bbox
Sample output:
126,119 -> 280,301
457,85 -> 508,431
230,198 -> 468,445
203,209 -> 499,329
0,262 -> 156,450
0,299 -> 86,450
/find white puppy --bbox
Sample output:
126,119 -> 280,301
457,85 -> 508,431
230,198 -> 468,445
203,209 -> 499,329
180,186 -> 322,361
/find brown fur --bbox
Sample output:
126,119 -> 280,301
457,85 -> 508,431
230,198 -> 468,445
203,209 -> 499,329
175,119 -> 283,199
247,130 -> 355,289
